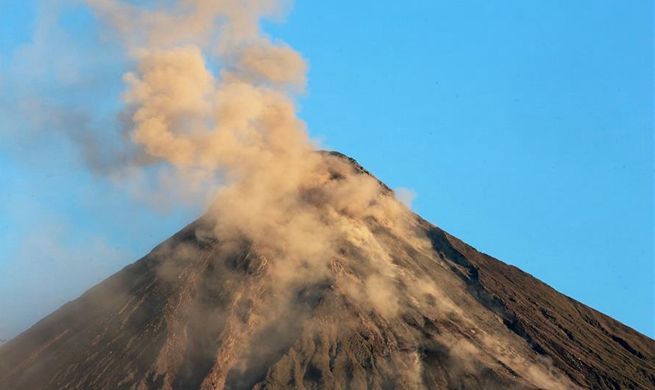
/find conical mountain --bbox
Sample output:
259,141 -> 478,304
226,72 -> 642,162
1,152 -> 653,390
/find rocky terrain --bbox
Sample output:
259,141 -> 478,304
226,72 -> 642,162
1,152 -> 653,390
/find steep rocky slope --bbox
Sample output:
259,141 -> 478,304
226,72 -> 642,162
1,153 -> 653,390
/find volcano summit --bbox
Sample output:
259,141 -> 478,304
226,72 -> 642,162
0,152 -> 653,390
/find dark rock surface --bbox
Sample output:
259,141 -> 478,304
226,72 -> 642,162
1,153 -> 653,390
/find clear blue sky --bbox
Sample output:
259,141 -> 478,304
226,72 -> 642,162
0,0 -> 652,340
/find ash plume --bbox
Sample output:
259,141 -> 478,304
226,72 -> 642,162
84,0 -> 418,318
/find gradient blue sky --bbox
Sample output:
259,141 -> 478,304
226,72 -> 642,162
0,0 -> 653,340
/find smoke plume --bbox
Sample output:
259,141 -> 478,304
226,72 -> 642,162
81,0 -> 417,319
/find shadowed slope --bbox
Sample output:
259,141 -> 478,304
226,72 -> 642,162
427,227 -> 655,389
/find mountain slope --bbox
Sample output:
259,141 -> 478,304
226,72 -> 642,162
0,152 -> 653,390
429,228 -> 655,389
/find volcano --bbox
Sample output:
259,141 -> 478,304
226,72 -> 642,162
0,152 -> 653,390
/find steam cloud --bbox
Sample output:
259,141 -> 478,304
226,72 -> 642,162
82,0 -> 418,316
